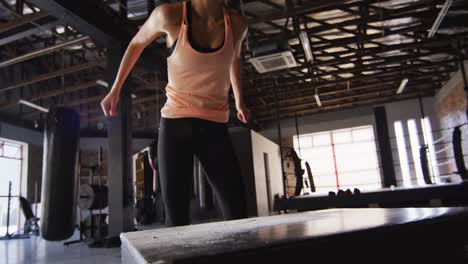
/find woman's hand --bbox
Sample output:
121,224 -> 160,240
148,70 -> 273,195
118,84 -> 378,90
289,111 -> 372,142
101,91 -> 120,117
236,102 -> 251,123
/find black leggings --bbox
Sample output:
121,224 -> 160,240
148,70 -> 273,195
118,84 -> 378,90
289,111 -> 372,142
157,117 -> 247,226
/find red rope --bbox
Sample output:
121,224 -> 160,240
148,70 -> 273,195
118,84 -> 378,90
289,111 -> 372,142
330,133 -> 340,190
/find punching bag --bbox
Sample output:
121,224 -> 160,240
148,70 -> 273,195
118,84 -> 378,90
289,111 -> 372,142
305,161 -> 316,192
453,126 -> 468,180
419,145 -> 433,184
291,150 -> 304,196
41,107 -> 80,241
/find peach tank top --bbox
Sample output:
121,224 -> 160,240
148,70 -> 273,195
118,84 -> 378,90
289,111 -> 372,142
160,1 -> 235,123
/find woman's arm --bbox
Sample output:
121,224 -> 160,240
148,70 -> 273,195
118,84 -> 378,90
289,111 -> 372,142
230,17 -> 250,123
101,4 -> 170,117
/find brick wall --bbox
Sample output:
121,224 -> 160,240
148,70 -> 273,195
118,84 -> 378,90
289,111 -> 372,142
434,63 -> 468,182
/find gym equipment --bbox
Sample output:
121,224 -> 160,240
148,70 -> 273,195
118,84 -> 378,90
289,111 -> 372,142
65,147 -> 109,247
19,197 -> 40,236
453,126 -> 468,180
274,182 -> 468,212
0,182 -> 30,240
353,188 -> 361,195
419,145 -> 433,184
135,152 -> 156,225
78,184 -> 109,210
121,207 -> 468,264
81,214 -> 108,240
290,149 -> 304,196
345,189 -> 353,197
305,162 -> 316,193
41,107 -> 80,241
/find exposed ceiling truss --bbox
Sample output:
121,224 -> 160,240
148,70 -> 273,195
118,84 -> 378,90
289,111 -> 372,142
0,0 -> 467,132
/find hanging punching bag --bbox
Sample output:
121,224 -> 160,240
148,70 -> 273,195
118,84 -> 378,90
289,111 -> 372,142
419,145 -> 433,184
453,126 -> 468,180
305,161 -> 316,192
41,107 -> 80,241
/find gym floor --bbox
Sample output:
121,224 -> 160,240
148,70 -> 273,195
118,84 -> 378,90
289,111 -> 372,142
0,219 -> 217,264
0,232 -> 120,264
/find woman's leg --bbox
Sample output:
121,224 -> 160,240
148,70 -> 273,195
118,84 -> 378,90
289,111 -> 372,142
194,120 -> 248,220
157,118 -> 194,226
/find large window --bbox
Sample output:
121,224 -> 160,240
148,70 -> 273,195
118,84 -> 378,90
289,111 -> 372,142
293,126 -> 381,193
0,138 -> 26,235
394,117 -> 439,187
394,121 -> 411,186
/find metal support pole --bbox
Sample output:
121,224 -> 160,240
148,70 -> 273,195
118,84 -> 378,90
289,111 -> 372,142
294,113 -> 301,157
34,181 -> 38,220
107,45 -> 134,239
274,80 -> 287,197
374,107 -> 397,187
418,95 -> 426,120
6,181 -> 12,238
459,55 -> 468,121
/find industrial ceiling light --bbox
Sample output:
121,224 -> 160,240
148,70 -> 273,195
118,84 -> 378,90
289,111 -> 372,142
428,0 -> 453,38
96,79 -> 109,88
299,30 -> 314,62
396,78 -> 409,94
18,99 -> 49,113
314,89 -> 322,107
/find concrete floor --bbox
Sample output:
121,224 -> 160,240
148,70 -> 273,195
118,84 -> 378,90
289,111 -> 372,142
0,232 -> 121,264
0,216 -> 221,264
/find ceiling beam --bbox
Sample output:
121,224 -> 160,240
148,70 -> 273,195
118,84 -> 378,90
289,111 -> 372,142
27,0 -> 166,71
255,83 -> 436,115
251,75 -> 446,110
256,90 -> 435,122
246,58 -> 456,97
0,36 -> 91,69
0,80 -> 99,109
0,59 -> 105,93
0,11 -> 48,33
0,17 -> 60,46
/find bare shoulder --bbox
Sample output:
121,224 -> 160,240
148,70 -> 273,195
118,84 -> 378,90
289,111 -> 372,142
150,3 -> 183,28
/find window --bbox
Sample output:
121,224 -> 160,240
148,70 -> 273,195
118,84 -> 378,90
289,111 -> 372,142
407,119 -> 425,185
394,121 -> 411,186
0,138 -> 26,235
293,126 -> 381,193
394,117 -> 440,186
421,117 -> 439,183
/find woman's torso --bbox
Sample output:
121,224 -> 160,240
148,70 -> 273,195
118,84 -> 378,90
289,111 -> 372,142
160,1 -> 236,123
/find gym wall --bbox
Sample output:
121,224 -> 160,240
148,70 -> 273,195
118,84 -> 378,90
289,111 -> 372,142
434,61 -> 468,183
259,96 -> 440,189
251,131 -> 283,216
230,127 -> 284,217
